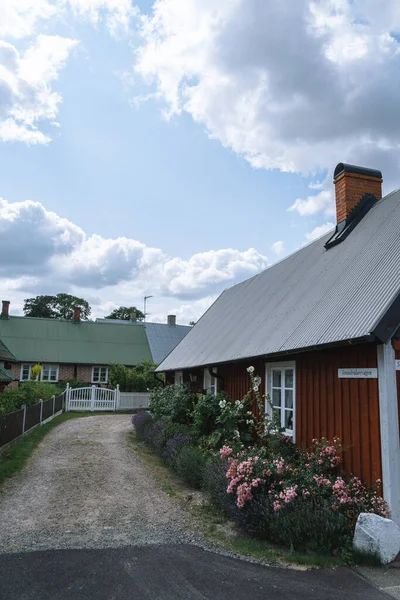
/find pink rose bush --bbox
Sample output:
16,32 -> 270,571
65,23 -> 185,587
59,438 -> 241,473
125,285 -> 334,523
221,437 -> 388,520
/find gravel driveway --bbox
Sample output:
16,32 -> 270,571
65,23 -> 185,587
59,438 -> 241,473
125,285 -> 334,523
0,415 -> 193,554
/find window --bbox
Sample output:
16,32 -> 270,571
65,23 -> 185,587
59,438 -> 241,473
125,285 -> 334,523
92,366 -> 108,384
20,364 -> 31,381
203,368 -> 217,395
20,363 -> 59,382
265,362 -> 295,438
41,364 -> 59,382
175,371 -> 183,384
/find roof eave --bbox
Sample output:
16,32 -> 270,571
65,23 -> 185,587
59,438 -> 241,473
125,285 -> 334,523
156,334 -> 377,372
371,290 -> 400,343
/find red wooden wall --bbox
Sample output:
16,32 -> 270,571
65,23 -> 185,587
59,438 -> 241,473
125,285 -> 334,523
167,342 -> 382,486
296,345 -> 381,486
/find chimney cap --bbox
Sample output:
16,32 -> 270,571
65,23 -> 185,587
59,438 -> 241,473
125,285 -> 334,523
334,163 -> 382,181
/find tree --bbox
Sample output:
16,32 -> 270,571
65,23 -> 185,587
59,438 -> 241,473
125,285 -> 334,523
105,306 -> 145,321
23,294 -> 91,320
23,295 -> 57,319
108,361 -> 161,392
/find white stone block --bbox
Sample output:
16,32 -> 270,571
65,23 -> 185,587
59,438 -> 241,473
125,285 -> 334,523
353,513 -> 400,565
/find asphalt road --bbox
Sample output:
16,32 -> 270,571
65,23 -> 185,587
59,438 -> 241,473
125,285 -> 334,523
0,544 -> 388,600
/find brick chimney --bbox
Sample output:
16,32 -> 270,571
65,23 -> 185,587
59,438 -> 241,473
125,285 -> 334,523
167,314 -> 176,326
73,306 -> 81,322
334,163 -> 382,224
1,300 -> 10,319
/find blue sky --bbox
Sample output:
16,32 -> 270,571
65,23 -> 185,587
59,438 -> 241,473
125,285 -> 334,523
0,1 -> 399,323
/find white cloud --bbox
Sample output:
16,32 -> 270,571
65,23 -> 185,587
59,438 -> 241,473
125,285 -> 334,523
0,197 -> 269,309
135,0 -> 400,180
0,0 -> 136,40
289,190 -> 335,217
0,36 -> 78,143
0,0 -> 138,143
305,221 -> 335,241
271,241 -> 284,257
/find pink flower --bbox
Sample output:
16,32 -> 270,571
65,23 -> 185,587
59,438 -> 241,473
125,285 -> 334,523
220,445 -> 233,457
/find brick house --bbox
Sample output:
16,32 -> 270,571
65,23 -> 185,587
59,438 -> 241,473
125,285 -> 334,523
156,163 -> 400,523
0,304 -> 189,388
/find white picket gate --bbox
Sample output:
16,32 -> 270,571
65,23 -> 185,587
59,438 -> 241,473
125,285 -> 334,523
66,384 -> 117,412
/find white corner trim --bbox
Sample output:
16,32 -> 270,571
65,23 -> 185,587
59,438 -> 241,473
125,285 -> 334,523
377,342 -> 400,525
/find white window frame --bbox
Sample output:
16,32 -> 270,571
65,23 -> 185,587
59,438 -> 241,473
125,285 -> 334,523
20,363 -> 59,383
41,364 -> 59,383
92,366 -> 108,384
265,361 -> 296,439
20,364 -> 32,381
203,367 -> 218,396
175,371 -> 183,384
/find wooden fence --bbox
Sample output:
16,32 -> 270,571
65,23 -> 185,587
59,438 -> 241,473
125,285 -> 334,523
0,392 -> 65,451
117,391 -> 150,410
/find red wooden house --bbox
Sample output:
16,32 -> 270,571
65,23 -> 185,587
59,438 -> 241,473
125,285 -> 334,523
157,163 -> 400,523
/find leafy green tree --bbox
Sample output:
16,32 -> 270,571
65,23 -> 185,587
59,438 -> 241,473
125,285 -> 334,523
23,295 -> 57,318
23,294 -> 91,320
108,361 -> 161,392
105,306 -> 145,321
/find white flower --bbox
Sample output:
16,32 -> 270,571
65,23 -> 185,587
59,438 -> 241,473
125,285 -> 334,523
234,430 -> 240,438
247,366 -> 255,373
253,386 -> 259,393
219,400 -> 227,409
235,399 -> 240,407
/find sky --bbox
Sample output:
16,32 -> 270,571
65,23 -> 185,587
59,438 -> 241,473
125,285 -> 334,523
1,0 -> 400,324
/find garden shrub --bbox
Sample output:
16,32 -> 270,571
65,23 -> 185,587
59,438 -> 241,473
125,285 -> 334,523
145,421 -> 165,453
220,435 -> 389,556
202,455 -> 235,516
161,422 -> 195,448
192,392 -> 222,437
109,361 -> 162,392
162,432 -> 193,465
149,384 -> 195,424
0,381 -> 62,415
131,410 -> 153,441
174,445 -> 207,489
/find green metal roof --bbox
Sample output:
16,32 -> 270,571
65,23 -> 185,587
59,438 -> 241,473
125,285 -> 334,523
0,338 -> 16,362
0,317 -> 152,365
0,366 -> 17,383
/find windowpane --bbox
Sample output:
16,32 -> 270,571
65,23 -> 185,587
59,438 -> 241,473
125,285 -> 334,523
21,364 -> 31,380
99,368 -> 107,382
274,407 -> 282,424
285,369 -> 294,389
272,370 -> 281,387
285,389 -> 293,409
272,388 -> 281,407
285,410 -> 293,431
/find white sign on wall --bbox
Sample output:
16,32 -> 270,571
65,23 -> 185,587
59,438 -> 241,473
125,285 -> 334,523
396,360 -> 400,371
338,368 -> 378,379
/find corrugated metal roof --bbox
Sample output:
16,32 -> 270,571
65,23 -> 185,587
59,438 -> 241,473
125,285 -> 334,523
157,189 -> 400,371
144,323 -> 192,364
0,366 -> 17,383
0,339 -> 16,362
0,317 -> 152,365
96,319 -> 192,364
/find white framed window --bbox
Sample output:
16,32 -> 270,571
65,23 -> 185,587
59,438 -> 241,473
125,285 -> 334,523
265,361 -> 296,438
20,364 -> 32,381
175,371 -> 183,384
20,363 -> 59,382
41,364 -> 59,382
92,366 -> 108,384
204,367 -> 217,396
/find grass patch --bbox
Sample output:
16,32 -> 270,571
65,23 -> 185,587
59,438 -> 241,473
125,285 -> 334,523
0,411 -> 101,488
128,431 -> 345,569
